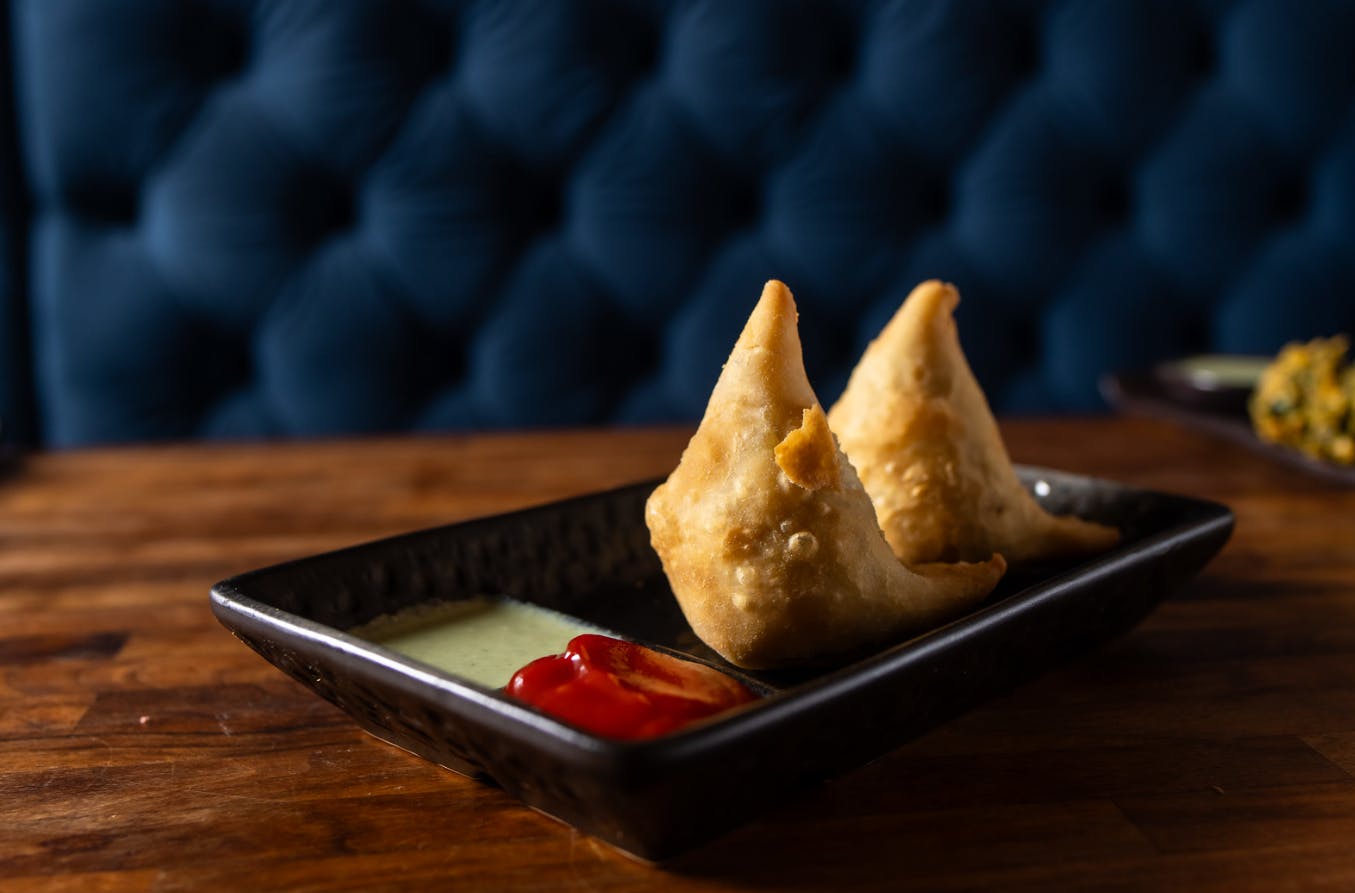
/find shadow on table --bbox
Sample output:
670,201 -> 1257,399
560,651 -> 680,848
661,740 -> 1151,890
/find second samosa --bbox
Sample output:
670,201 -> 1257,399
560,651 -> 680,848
828,280 -> 1119,567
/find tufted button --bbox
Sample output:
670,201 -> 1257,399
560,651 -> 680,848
180,4 -> 249,85
1268,176 -> 1309,225
70,183 -> 140,228
1188,29 -> 1216,79
819,10 -> 859,85
1001,16 -> 1041,82
623,16 -> 662,80
724,180 -> 762,232
289,171 -> 357,248
917,178 -> 950,226
505,169 -> 563,237
1098,179 -> 1132,224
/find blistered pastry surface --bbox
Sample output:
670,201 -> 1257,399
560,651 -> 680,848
830,281 -> 1119,565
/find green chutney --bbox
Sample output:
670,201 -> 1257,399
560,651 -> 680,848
351,598 -> 603,689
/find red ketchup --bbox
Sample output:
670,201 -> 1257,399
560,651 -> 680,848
505,634 -> 757,739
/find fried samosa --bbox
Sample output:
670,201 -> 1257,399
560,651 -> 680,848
645,280 -> 1005,669
828,280 -> 1119,566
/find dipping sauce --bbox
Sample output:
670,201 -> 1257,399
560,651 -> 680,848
506,634 -> 758,740
352,598 -> 601,689
1160,354 -> 1270,391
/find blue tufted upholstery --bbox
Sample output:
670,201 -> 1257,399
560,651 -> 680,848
6,0 -> 1355,445
0,4 -> 31,444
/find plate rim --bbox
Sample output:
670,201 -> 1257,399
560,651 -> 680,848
210,465 -> 1235,757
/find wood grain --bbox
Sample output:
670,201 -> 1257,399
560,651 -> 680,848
1,419 -> 1353,891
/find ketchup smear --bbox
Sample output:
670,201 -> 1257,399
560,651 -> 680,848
505,634 -> 757,740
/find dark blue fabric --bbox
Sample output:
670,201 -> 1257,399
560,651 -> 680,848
9,0 -> 1355,445
0,2 -> 32,444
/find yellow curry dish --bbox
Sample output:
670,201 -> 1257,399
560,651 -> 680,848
1249,335 -> 1355,465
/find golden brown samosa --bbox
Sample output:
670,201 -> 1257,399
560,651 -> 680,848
645,280 -> 1005,669
828,280 -> 1119,566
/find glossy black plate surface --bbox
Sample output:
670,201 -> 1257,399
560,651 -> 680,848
210,468 -> 1232,861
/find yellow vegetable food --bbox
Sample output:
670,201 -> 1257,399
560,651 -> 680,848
1249,335 -> 1355,465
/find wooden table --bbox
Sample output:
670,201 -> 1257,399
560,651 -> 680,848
3,417 -> 1354,892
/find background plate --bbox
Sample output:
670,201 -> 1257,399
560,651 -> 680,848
210,467 -> 1233,861
1102,372 -> 1355,487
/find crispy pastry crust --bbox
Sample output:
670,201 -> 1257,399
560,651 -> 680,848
828,280 -> 1120,566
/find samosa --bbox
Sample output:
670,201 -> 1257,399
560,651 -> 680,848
645,281 -> 1005,670
828,280 -> 1119,566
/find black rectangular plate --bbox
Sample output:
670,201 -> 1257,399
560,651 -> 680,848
210,467 -> 1233,861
